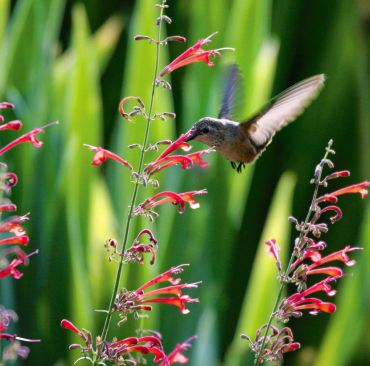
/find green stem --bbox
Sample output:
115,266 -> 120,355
253,141 -> 333,365
93,3 -> 166,364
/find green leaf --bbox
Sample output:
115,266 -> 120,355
62,3 -> 102,329
0,0 -> 9,51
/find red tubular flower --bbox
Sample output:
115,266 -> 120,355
134,189 -> 207,216
107,335 -> 167,364
0,120 -> 22,131
318,205 -> 342,224
286,298 -> 336,315
265,239 -> 282,272
278,278 -> 339,319
324,170 -> 350,181
0,248 -> 37,280
136,265 -> 187,292
306,245 -> 362,269
0,102 -> 14,110
296,277 -> 339,298
84,144 -> 133,171
135,270 -> 200,314
0,203 -> 17,212
0,214 -> 29,236
135,229 -> 158,245
318,181 -> 370,202
60,319 -> 83,337
291,246 -> 361,287
114,265 -> 200,317
280,342 -> 301,354
140,282 -> 200,298
159,336 -> 197,365
145,149 -> 213,176
156,132 -> 193,161
140,295 -> 199,315
0,235 -> 29,246
0,172 -> 18,191
124,229 -> 159,265
0,121 -> 58,156
159,32 -> 234,76
0,258 -> 25,279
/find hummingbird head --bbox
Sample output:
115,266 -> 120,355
184,117 -> 227,148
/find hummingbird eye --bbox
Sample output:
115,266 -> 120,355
202,126 -> 209,134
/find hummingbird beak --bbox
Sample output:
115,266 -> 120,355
184,128 -> 198,142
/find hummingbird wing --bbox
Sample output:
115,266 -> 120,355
240,74 -> 326,150
218,64 -> 242,120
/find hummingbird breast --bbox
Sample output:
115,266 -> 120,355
216,124 -> 258,163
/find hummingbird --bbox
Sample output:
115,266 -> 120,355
185,67 -> 326,172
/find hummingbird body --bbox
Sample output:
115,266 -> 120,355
185,71 -> 326,172
192,117 -> 258,164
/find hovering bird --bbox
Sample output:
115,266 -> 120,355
185,67 -> 326,172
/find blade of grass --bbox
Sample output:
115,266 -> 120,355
0,0 -> 9,52
63,3 -> 102,333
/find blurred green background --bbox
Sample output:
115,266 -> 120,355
0,0 -> 369,365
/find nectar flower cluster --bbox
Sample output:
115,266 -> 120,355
113,264 -> 200,324
0,102 -> 51,361
245,141 -> 367,364
61,319 -> 196,365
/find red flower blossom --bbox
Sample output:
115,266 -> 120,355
159,336 -> 197,365
317,181 -> 370,202
114,265 -> 200,317
0,214 -> 29,236
290,245 -> 362,289
124,229 -> 158,265
0,172 -> 18,192
279,278 -> 339,319
0,202 -> 17,212
0,120 -> 22,131
108,336 -> 167,364
265,239 -> 282,272
60,319 -> 84,337
280,342 -> 301,354
156,132 -> 193,161
0,249 -> 37,280
0,235 -> 29,246
0,102 -> 14,110
306,245 -> 361,270
84,144 -> 133,171
324,170 -> 350,181
136,264 -> 188,292
145,149 -> 213,175
133,190 -> 207,217
159,32 -> 234,76
0,121 -> 58,156
61,320 -> 169,365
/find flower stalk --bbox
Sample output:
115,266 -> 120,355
97,2 -> 167,354
63,1 -> 231,364
251,140 -> 367,364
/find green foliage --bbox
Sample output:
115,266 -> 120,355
0,0 -> 368,365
